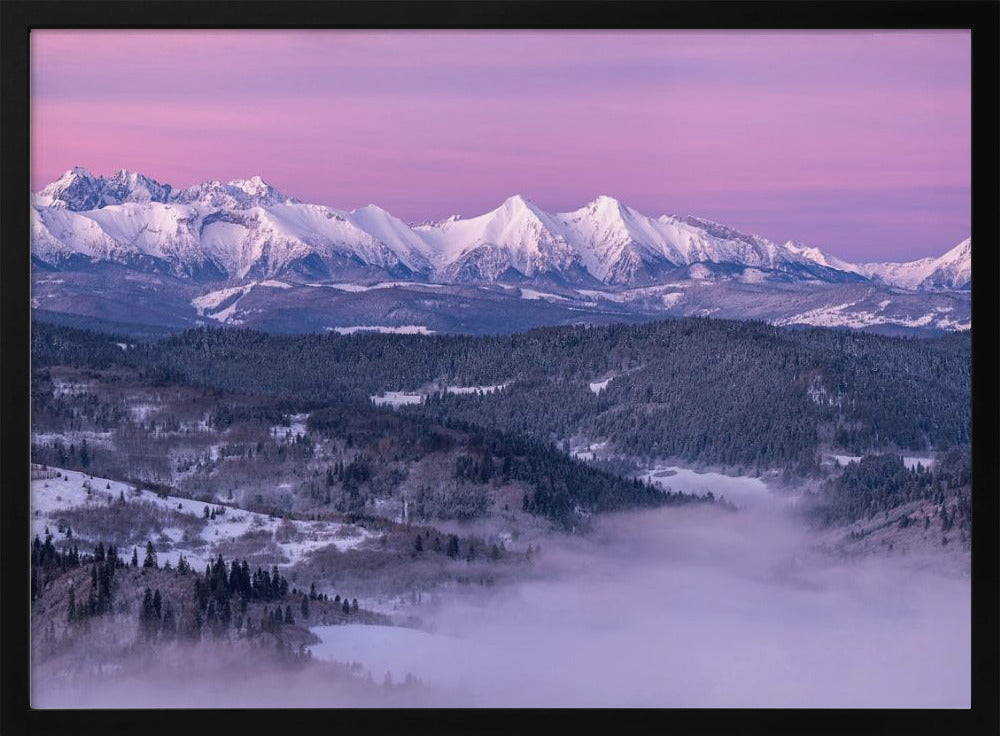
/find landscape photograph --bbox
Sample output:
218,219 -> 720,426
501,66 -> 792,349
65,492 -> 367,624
25,28 -> 974,709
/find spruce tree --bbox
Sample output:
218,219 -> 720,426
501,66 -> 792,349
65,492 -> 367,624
161,605 -> 177,640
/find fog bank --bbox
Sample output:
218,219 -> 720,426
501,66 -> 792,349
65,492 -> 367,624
321,503 -> 970,707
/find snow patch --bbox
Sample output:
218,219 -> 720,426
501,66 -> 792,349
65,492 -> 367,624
588,377 -> 614,394
443,383 -> 509,395
371,391 -> 424,408
328,325 -> 435,335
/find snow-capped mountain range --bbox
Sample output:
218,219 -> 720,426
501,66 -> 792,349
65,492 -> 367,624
32,168 -> 971,291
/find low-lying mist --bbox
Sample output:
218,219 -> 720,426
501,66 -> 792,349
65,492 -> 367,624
33,499 -> 970,708
403,502 -> 970,707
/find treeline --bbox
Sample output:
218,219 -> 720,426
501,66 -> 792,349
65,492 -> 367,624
32,532 -> 362,652
31,318 -> 971,472
809,447 -> 972,526
31,534 -> 122,621
307,405 -> 705,526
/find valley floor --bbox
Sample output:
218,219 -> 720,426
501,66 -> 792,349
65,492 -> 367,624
29,459 -> 970,708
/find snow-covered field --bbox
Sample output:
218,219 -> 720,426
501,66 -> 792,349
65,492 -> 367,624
830,454 -> 935,471
518,288 -> 571,302
638,465 -> 777,509
317,281 -> 446,293
660,292 -> 685,307
369,381 -> 511,408
31,467 -> 373,572
371,391 -> 424,408
443,383 -> 508,395
328,325 -> 435,335
190,280 -> 294,324
569,440 -> 609,461
269,413 -> 309,438
773,300 -> 970,331
588,377 -> 614,394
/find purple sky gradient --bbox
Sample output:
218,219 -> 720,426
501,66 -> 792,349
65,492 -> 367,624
31,30 -> 970,261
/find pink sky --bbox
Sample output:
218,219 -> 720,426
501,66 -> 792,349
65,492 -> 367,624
31,30 -> 970,261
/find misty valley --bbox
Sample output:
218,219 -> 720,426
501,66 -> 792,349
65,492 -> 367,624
29,317 -> 971,707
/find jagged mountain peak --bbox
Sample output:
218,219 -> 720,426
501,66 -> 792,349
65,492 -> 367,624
857,238 -> 971,291
587,194 -> 626,210
35,167 -> 172,211
494,194 -> 547,220
175,176 -> 293,209
65,165 -> 96,180
228,175 -> 282,198
502,193 -> 532,206
30,170 -> 971,293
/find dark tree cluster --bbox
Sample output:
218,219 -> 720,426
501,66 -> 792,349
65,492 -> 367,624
32,536 -> 122,624
31,318 -> 970,476
809,447 -> 972,528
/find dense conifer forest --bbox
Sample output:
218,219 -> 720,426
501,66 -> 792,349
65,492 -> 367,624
32,318 -> 971,474
810,448 -> 972,528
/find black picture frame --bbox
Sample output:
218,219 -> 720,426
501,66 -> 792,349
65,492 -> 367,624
2,2 -> 997,734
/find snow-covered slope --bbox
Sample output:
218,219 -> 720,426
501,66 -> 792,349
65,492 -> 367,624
31,168 -> 970,293
416,195 -> 586,283
859,239 -> 971,291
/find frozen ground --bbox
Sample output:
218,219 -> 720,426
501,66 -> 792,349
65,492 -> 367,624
31,467 -> 374,572
830,454 -> 936,471
327,325 -> 435,335
371,391 -> 424,408
588,377 -> 614,394
637,464 -> 779,510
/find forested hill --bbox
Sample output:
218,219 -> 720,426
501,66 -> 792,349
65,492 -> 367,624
31,318 -> 971,474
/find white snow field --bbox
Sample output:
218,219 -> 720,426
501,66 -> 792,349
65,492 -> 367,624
830,454 -> 936,471
637,464 -> 777,510
328,325 -> 435,335
31,467 -> 373,572
370,391 -> 424,408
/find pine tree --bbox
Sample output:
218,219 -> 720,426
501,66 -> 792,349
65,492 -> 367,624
301,595 -> 310,620
342,598 -> 350,615
143,541 -> 157,569
161,605 -> 177,640
140,588 -> 159,638
131,548 -> 138,567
